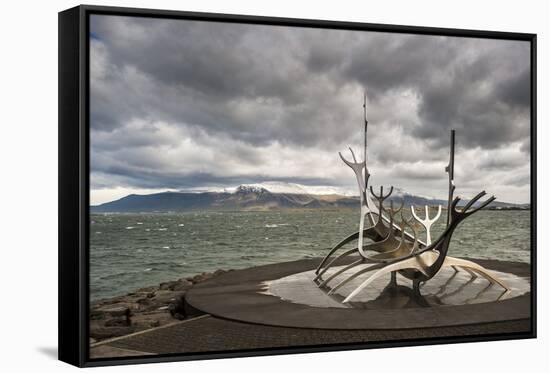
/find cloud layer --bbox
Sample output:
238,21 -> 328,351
90,15 -> 531,204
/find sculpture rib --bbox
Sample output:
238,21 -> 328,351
327,262 -> 386,295
343,257 -> 431,303
314,211 -> 388,278
318,258 -> 365,288
315,232 -> 368,277
443,257 -> 510,291
314,247 -> 359,281
318,210 -> 400,287
367,209 -> 417,262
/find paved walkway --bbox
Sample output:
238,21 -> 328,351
90,314 -> 531,358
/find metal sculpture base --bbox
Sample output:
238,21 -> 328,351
272,259 -> 528,309
320,252 -> 511,303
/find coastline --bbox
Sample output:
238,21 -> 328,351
90,269 -> 230,343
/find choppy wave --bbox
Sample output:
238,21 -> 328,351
90,210 -> 531,301
265,223 -> 291,228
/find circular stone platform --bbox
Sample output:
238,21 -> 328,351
185,257 -> 531,330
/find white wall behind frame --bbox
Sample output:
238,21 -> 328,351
0,0 -> 545,372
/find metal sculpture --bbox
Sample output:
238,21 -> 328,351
315,95 -> 510,302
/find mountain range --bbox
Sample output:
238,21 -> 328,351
90,183 -> 529,213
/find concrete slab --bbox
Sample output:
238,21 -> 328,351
186,257 -> 531,330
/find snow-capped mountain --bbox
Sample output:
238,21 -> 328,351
91,182 -> 527,212
232,182 -> 309,195
229,181 -> 355,196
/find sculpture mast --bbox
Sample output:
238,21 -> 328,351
363,92 -> 368,195
445,129 -> 456,227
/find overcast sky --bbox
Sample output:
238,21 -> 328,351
89,15 -> 531,205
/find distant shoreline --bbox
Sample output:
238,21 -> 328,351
90,187 -> 529,213
90,207 -> 531,214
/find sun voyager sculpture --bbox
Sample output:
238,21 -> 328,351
314,94 -> 510,303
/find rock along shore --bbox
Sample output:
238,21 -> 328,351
89,269 -> 231,343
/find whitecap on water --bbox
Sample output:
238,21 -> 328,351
125,226 -> 135,230
158,228 -> 168,231
144,268 -> 152,272
265,224 -> 278,228
145,228 -> 151,232
137,222 -> 143,225
178,224 -> 185,227
162,246 -> 170,249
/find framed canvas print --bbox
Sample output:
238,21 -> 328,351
58,5 -> 537,367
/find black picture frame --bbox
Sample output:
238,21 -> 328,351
58,4 -> 537,368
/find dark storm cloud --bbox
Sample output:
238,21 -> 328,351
89,15 -> 531,203
413,53 -> 530,149
91,169 -> 335,191
340,34 -> 530,149
478,152 -> 527,171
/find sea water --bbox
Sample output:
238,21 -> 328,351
90,209 -> 531,301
